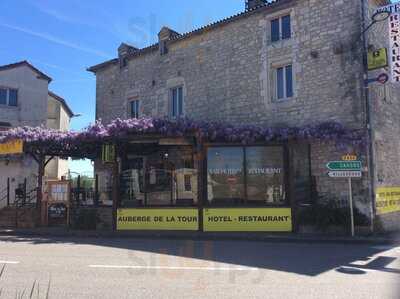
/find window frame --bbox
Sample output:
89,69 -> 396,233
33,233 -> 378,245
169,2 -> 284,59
170,86 -> 184,118
274,64 -> 294,101
270,14 -> 291,43
129,99 -> 140,119
0,87 -> 18,107
205,144 -> 289,208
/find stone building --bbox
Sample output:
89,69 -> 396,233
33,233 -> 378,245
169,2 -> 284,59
88,0 -> 400,232
0,61 -> 73,205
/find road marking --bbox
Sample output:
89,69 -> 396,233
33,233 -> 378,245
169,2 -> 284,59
89,265 -> 259,271
0,260 -> 20,264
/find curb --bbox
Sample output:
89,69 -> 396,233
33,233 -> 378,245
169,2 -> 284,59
0,229 -> 398,245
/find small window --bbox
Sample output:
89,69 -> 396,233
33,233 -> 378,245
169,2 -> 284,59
270,15 -> 291,42
8,89 -> 18,106
184,175 -> 192,191
0,88 -> 18,106
271,18 -> 280,42
0,89 -> 6,105
282,15 -> 291,40
130,100 -> 140,119
276,64 -> 293,100
170,87 -> 184,118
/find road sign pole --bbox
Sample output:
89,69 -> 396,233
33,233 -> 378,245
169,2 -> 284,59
348,178 -> 355,237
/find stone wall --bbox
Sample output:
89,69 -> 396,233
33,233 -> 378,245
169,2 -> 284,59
95,0 -> 364,128
366,0 -> 400,231
93,0 -> 396,228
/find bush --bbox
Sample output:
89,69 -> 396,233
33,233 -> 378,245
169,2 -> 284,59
297,200 -> 369,230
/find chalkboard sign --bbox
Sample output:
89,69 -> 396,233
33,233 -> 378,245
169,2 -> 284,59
48,203 -> 67,226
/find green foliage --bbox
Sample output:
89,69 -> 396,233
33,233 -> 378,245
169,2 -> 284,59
71,176 -> 94,189
297,200 -> 369,230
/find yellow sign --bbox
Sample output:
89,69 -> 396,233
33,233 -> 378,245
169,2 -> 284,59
117,209 -> 199,230
342,154 -> 357,161
102,144 -> 115,163
0,139 -> 23,155
376,187 -> 400,215
368,48 -> 388,71
203,208 -> 292,232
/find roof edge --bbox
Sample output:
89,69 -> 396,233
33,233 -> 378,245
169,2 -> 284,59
87,0 -> 294,73
0,60 -> 52,82
48,91 -> 74,118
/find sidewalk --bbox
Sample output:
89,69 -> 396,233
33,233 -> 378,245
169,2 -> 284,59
0,227 -> 399,245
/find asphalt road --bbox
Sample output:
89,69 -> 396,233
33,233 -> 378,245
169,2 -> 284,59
0,236 -> 399,299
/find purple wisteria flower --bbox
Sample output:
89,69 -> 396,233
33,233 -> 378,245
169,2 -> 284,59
0,117 -> 366,156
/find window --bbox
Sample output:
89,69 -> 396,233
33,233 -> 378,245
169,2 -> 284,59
9,89 -> 18,106
276,64 -> 293,100
0,88 -> 17,106
130,100 -> 140,119
207,146 -> 286,206
246,147 -> 285,204
170,87 -> 184,117
271,15 -> 291,42
119,147 -> 198,208
207,147 -> 245,205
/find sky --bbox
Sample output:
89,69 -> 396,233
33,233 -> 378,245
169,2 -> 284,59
0,0 -> 244,174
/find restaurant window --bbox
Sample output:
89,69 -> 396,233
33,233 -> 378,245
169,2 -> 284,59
0,88 -> 17,106
207,146 -> 286,206
246,146 -> 285,205
207,147 -> 245,205
276,64 -> 293,100
119,147 -> 198,207
170,87 -> 184,118
130,99 -> 140,119
271,15 -> 291,42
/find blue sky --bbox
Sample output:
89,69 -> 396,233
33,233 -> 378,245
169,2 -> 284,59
0,0 -> 244,173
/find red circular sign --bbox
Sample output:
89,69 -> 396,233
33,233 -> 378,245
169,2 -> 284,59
377,73 -> 389,84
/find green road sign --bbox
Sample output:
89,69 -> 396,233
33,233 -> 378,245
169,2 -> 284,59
326,161 -> 362,171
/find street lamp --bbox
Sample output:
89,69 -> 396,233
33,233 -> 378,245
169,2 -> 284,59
362,10 -> 391,35
360,6 -> 391,235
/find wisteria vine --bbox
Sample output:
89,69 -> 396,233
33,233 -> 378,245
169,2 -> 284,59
0,117 -> 366,156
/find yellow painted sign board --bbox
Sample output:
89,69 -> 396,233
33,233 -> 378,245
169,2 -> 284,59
0,139 -> 23,155
117,209 -> 199,230
102,144 -> 115,163
376,187 -> 400,215
203,208 -> 292,232
368,48 -> 388,71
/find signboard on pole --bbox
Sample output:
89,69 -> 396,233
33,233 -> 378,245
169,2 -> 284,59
368,48 -> 388,70
326,155 -> 362,237
328,171 -> 362,178
326,161 -> 362,171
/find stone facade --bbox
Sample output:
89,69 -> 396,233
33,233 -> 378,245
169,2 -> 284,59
365,0 -> 400,231
90,0 -> 400,231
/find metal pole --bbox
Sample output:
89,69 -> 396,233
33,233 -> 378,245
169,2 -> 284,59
349,178 -> 355,237
361,0 -> 376,235
94,174 -> 99,207
23,178 -> 27,206
77,175 -> 81,206
6,178 -> 10,206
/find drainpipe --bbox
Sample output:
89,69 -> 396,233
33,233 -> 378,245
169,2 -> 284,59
360,0 -> 376,234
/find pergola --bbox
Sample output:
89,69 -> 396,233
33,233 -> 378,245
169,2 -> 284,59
0,117 -> 365,227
